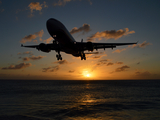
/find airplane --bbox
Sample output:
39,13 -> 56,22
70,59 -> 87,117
21,18 -> 137,60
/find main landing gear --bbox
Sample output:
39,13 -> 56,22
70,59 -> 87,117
81,52 -> 86,60
56,51 -> 62,60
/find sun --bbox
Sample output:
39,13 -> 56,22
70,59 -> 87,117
86,73 -> 90,77
83,70 -> 92,78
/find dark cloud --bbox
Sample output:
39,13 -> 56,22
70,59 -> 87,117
69,70 -> 75,73
53,0 -> 92,6
87,28 -> 135,41
0,1 -> 4,13
96,59 -> 109,65
137,62 -> 140,65
2,63 -> 32,70
135,71 -> 151,77
70,24 -> 91,34
116,62 -> 123,65
22,55 -> 45,61
53,60 -> 68,64
115,65 -> 130,72
42,65 -> 60,72
107,62 -> 114,66
53,0 -> 71,6
20,30 -> 44,43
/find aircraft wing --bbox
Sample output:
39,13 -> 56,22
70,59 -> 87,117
21,43 -> 61,52
21,44 -> 39,48
76,42 -> 137,51
92,42 -> 137,50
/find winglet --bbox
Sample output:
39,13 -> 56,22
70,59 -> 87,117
136,41 -> 139,44
21,44 -> 23,47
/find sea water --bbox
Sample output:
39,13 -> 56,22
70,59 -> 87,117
0,80 -> 160,120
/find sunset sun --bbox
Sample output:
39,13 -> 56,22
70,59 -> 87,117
86,73 -> 90,77
82,70 -> 92,78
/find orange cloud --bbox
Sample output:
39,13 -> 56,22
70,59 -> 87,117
43,37 -> 53,43
87,28 -> 135,41
20,30 -> 44,43
112,48 -> 127,53
2,63 -> 32,70
22,55 -> 45,61
87,53 -> 107,60
70,24 -> 91,34
42,65 -> 60,72
28,2 -> 48,17
53,0 -> 71,6
53,60 -> 68,64
129,41 -> 152,48
18,51 -> 33,55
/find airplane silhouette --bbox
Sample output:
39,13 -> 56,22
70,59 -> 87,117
21,18 -> 137,60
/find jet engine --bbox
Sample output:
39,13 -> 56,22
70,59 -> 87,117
86,42 -> 94,51
38,43 -> 51,53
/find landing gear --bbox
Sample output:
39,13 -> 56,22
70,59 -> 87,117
56,51 -> 62,60
80,52 -> 86,60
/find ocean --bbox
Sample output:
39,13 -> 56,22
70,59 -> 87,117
0,80 -> 160,120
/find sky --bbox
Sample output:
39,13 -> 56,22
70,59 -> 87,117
0,0 -> 160,80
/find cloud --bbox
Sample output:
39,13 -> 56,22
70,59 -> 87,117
135,71 -> 151,77
22,55 -> 45,61
2,63 -> 32,70
87,53 -> 107,60
70,24 -> 91,34
115,65 -> 130,72
53,60 -> 68,64
53,0 -> 71,6
53,0 -> 92,6
88,0 -> 92,5
137,62 -> 140,65
18,51 -> 33,55
87,28 -> 135,41
112,48 -> 127,53
107,62 -> 114,66
129,41 -> 152,48
42,65 -> 60,72
28,2 -> 48,17
0,1 -> 4,13
20,30 -> 44,43
116,62 -> 123,65
35,29 -> 44,37
69,70 -> 75,73
112,41 -> 152,54
43,37 -> 53,43
96,59 -> 109,65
